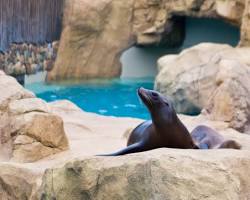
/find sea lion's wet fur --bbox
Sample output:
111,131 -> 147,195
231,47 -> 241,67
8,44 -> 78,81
191,125 -> 241,149
100,88 -> 197,156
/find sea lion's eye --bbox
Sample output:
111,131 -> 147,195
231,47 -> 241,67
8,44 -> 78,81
151,92 -> 158,97
165,102 -> 169,106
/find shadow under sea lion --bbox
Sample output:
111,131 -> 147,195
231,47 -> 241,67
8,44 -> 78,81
98,87 -> 198,156
191,125 -> 241,149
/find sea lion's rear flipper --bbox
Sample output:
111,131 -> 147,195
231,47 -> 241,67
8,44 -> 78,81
96,142 -> 145,156
219,140 -> 242,149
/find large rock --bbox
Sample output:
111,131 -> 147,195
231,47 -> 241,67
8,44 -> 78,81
0,163 -> 40,200
47,0 -> 135,81
10,111 -> 69,162
0,71 -> 34,110
0,72 -> 69,162
155,43 -> 250,133
48,0 -> 249,81
39,149 -> 250,200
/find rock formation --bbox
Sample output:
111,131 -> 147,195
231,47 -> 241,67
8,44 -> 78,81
48,0 -> 250,81
155,43 -> 250,133
240,0 -> 250,46
39,149 -> 250,200
0,71 -> 68,162
1,72 -> 250,199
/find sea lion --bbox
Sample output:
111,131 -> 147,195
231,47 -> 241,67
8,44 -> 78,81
191,125 -> 241,149
99,87 -> 198,156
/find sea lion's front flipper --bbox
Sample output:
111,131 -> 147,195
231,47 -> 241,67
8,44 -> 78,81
219,140 -> 242,149
96,142 -> 145,156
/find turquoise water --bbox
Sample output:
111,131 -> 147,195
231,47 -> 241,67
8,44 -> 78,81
25,78 -> 154,119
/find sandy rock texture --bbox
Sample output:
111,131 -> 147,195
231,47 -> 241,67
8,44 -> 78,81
155,43 -> 250,133
0,164 -> 40,200
48,0 -> 250,81
0,71 -> 68,162
1,73 -> 250,199
0,98 -> 250,199
39,149 -> 250,200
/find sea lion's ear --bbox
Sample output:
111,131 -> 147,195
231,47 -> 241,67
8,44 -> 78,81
219,140 -> 242,149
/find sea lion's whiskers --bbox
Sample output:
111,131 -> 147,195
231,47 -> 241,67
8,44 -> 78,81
145,94 -> 153,106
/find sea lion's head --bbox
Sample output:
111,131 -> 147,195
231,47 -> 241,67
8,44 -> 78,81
138,87 -> 177,123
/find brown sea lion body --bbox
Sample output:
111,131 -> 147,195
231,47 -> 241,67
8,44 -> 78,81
99,88 -> 198,156
191,125 -> 241,149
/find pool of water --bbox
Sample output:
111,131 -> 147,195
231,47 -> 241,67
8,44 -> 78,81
25,78 -> 154,119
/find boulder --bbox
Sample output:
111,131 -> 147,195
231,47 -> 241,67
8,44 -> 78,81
0,73 -> 69,162
0,73 -> 34,110
39,149 -> 250,200
155,43 -> 250,133
0,163 -> 40,200
10,112 -> 68,162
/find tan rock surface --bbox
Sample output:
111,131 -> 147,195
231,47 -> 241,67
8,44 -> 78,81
47,0 -> 135,81
48,0 -> 249,81
1,73 -> 250,199
155,43 -> 250,133
0,164 -> 41,200
0,72 -> 34,110
1,99 -> 250,199
240,0 -> 250,46
10,112 -> 68,162
0,73 -> 69,163
8,98 -> 50,114
37,104 -> 250,200
39,149 -> 250,200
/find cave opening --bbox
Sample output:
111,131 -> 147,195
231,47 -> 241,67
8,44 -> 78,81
120,17 -> 240,79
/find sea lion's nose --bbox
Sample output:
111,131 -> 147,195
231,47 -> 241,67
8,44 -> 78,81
138,87 -> 146,94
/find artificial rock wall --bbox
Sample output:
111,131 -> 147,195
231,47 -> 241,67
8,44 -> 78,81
47,0 -> 250,81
